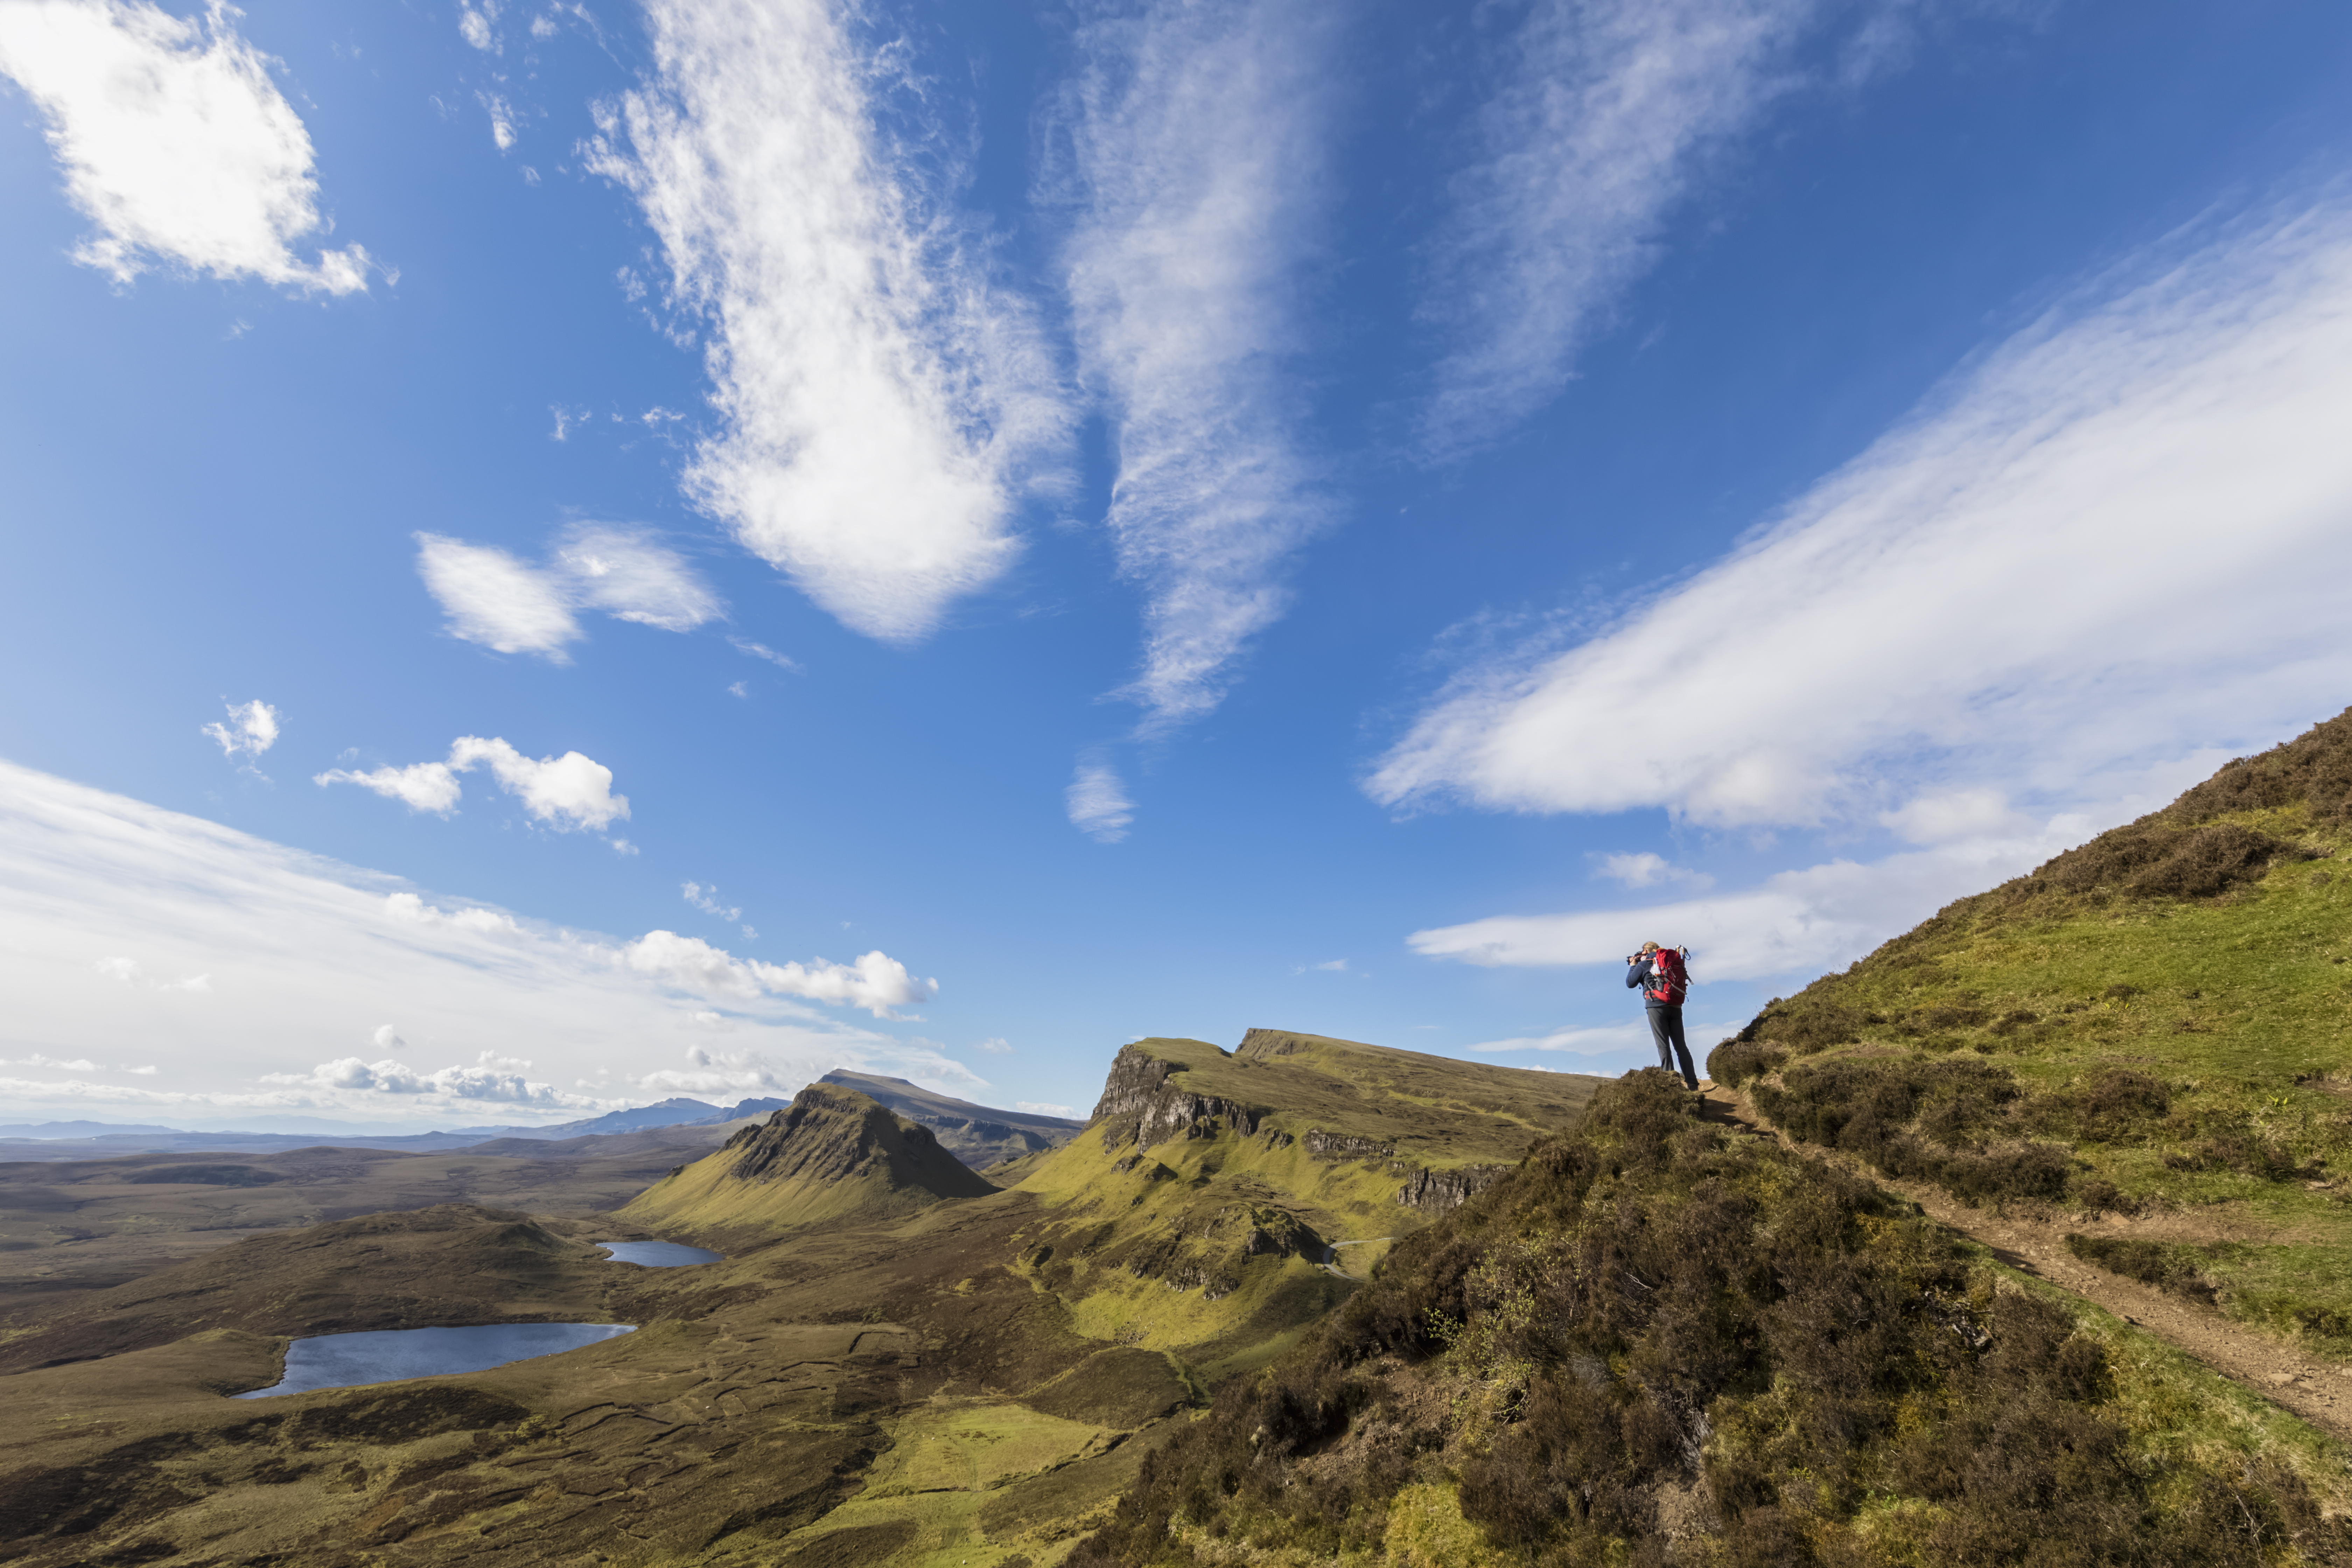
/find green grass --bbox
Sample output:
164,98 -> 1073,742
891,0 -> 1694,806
1710,781 -> 2352,1358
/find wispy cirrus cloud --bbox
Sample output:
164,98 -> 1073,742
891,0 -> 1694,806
1417,0 -> 1823,457
317,736 -> 629,832
1065,759 -> 1134,844
1054,0 -> 1340,731
415,525 -> 721,660
0,758 -> 951,1124
588,0 -> 1068,645
1375,195 -> 2352,832
1390,191 -> 2352,986
0,0 -> 371,292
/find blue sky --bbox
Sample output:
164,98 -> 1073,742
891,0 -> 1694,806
2,0 -> 2350,1131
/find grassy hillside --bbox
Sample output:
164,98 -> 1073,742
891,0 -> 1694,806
0,1029 -> 1605,1567
1709,708 -> 2352,1356
623,1083 -> 996,1239
1075,1074 -> 2350,1567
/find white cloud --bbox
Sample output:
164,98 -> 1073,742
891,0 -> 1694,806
91,954 -> 213,991
729,637 -> 800,672
1065,760 -> 1134,844
314,760 -> 463,815
681,881 -> 740,922
447,737 -> 629,831
416,528 -> 721,658
1017,1100 -> 1076,1118
264,1050 -> 593,1107
1055,0 -> 1338,729
0,0 -> 371,292
1418,0 -> 1818,457
587,0 -> 1068,645
481,91 -> 516,150
2,1052 -> 98,1071
1373,196 -> 2352,832
0,758 -> 943,1124
318,738 -> 628,832
974,1036 -> 1013,1055
371,1023 -> 404,1050
1592,851 -> 1711,890
415,534 -> 582,658
553,523 -> 723,632
1413,816 -> 2099,983
458,1 -> 496,51
202,698 -> 279,761
618,930 -> 935,1020
727,680 -> 748,699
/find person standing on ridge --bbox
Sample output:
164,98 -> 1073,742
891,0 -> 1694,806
1627,941 -> 1698,1091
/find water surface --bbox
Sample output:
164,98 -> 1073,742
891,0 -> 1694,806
597,1239 -> 722,1267
237,1322 -> 635,1398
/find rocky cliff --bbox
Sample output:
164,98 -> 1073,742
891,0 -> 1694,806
818,1069 -> 1083,1169
1089,1043 -> 1265,1152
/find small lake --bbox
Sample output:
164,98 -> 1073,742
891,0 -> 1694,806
236,1323 -> 636,1398
597,1239 -> 722,1267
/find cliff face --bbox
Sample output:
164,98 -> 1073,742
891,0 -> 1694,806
1089,1044 -> 1262,1153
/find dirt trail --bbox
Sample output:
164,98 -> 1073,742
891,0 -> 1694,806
1695,1083 -> 2352,1445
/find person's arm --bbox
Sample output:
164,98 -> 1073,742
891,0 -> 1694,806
1626,958 -> 1650,990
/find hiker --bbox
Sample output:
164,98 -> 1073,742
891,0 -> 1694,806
1626,941 -> 1698,1091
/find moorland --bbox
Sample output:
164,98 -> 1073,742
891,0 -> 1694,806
11,713 -> 2352,1565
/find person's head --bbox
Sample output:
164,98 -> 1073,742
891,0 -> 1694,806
1639,941 -> 1660,955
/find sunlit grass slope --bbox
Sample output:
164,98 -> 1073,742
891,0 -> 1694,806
623,1082 -> 995,1239
1711,706 -> 2352,1357
999,1030 -> 1604,1376
1074,1074 -> 2352,1567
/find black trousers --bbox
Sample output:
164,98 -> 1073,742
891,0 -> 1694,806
1647,1004 -> 1696,1089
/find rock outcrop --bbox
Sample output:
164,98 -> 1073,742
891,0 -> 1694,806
1393,1163 -> 1506,1210
1090,1044 -> 1264,1152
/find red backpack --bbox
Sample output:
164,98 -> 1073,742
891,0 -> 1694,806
1646,947 -> 1690,1006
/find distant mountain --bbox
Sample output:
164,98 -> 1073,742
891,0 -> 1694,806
0,1121 -> 188,1139
816,1069 -> 1083,1168
624,1082 -> 996,1236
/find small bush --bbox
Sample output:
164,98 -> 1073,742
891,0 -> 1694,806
2063,1234 -> 2216,1303
1706,1038 -> 1784,1086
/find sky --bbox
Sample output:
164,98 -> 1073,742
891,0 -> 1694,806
1,0 -> 2350,1132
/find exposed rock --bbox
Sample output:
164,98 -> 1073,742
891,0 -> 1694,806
818,1069 -> 1082,1169
1394,1164 -> 1506,1210
1090,1044 -> 1263,1152
1305,1129 -> 1394,1161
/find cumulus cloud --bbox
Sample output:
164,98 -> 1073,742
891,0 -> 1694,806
974,1036 -> 1013,1055
317,738 -> 628,832
0,0 -> 371,291
0,759 -> 942,1125
91,954 -> 212,991
1055,0 -> 1338,728
1373,196 -> 2352,832
618,930 -> 936,1019
416,527 -> 719,659
371,1023 -> 404,1050
587,0 -> 1068,645
264,1050 -> 595,1107
202,698 -> 279,761
1417,0 -> 1819,456
1065,760 -> 1134,843
2,1052 -> 98,1071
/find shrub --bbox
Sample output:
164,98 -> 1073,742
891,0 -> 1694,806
1072,1069 -> 2339,1567
2063,1234 -> 2216,1303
